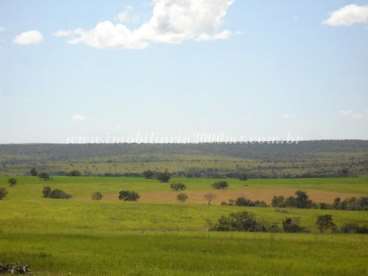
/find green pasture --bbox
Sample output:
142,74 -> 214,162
1,176 -> 368,275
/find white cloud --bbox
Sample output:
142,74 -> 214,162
72,114 -> 87,121
0,27 -> 5,32
55,0 -> 233,49
14,30 -> 44,45
324,4 -> 368,26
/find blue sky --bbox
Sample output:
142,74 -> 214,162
0,0 -> 368,143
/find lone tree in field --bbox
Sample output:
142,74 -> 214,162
170,183 -> 186,192
177,193 -> 188,203
92,192 -> 103,200
8,178 -> 17,187
157,171 -> 171,183
0,188 -> 8,200
316,215 -> 336,233
30,168 -> 38,176
212,181 -> 229,190
204,193 -> 216,205
119,191 -> 140,201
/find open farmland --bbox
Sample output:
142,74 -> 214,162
1,176 -> 368,275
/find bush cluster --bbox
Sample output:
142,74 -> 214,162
42,187 -> 71,199
272,191 -> 368,211
222,197 -> 268,208
210,212 -> 267,232
8,178 -> 17,187
170,183 -> 186,192
211,212 -> 368,234
212,181 -> 229,190
119,191 -> 140,201
272,191 -> 313,209
0,188 -> 8,200
177,193 -> 188,202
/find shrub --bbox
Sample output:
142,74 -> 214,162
272,196 -> 286,208
42,186 -> 52,198
156,171 -> 171,183
42,187 -> 71,199
340,224 -> 368,234
332,196 -> 368,211
48,189 -> 72,199
234,197 -> 268,207
30,168 -> 38,176
0,188 -> 8,200
316,215 -> 336,233
282,218 -> 305,233
68,170 -> 81,176
211,212 -> 267,232
271,191 -> 312,209
92,192 -> 103,200
177,193 -> 188,203
212,181 -> 229,190
143,170 -> 154,179
268,224 -> 282,233
170,183 -> 186,192
8,178 -> 17,187
119,191 -> 140,201
38,172 -> 50,181
295,191 -> 313,208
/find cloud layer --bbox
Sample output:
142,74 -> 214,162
55,0 -> 233,49
14,30 -> 44,45
324,4 -> 368,26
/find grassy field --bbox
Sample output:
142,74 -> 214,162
1,176 -> 368,275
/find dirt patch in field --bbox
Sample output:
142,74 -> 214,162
138,189 -> 361,205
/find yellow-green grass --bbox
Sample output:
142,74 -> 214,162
1,176 -> 368,275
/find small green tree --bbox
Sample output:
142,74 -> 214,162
0,188 -> 8,200
170,183 -> 186,192
143,170 -> 154,179
316,215 -> 336,233
119,191 -> 140,201
282,217 -> 305,233
157,171 -> 171,183
8,178 -> 17,187
211,212 -> 267,232
177,193 -> 188,203
30,168 -> 38,176
212,181 -> 229,190
272,196 -> 286,207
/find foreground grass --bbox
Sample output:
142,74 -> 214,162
1,232 -> 368,275
1,176 -> 368,275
